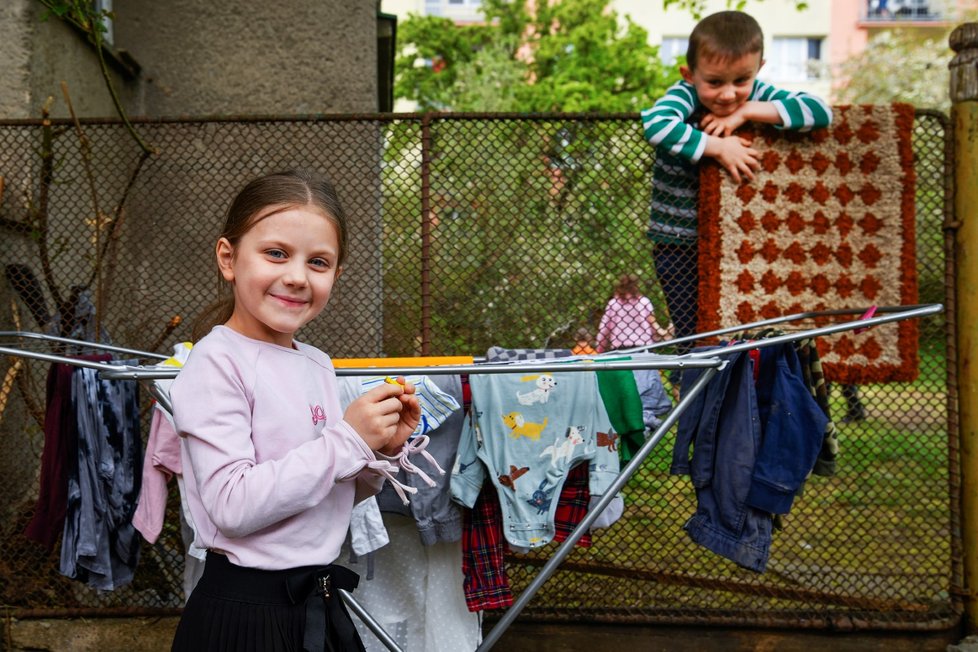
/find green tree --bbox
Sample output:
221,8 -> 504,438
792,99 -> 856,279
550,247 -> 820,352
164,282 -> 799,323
835,28 -> 958,112
385,0 -> 679,353
395,0 -> 673,112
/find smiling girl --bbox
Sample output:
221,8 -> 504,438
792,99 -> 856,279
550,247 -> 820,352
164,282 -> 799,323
169,169 -> 420,652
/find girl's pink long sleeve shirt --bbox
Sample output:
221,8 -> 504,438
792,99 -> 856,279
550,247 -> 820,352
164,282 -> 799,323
170,326 -> 385,570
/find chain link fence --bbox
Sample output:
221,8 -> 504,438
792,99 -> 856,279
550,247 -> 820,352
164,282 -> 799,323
0,110 -> 957,631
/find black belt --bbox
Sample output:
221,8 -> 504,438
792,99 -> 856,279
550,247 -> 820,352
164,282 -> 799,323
285,564 -> 365,652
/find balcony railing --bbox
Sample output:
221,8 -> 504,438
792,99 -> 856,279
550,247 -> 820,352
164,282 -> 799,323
861,2 -> 950,22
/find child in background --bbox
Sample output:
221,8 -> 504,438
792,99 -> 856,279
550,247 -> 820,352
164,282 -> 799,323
641,10 -> 833,354
596,273 -> 675,425
596,273 -> 673,354
169,169 -> 420,652
572,327 -> 597,356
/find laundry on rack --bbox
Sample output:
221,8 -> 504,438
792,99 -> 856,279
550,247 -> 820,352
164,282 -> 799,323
132,341 -> 195,544
748,331 -> 840,479
478,347 -> 628,533
339,374 -> 466,545
349,514 -> 482,652
587,352 -> 672,442
485,346 -> 572,362
349,498 -> 390,556
132,407 -> 206,601
634,367 -> 674,429
487,346 -> 654,464
377,374 -> 466,544
25,354 -> 111,550
451,370 -> 620,550
459,458 -> 595,612
461,482 -> 513,611
131,342 -> 204,601
60,360 -> 143,590
589,362 -> 649,463
339,372 -> 481,647
795,337 -> 839,477
733,332 -> 840,480
345,496 -> 392,581
672,343 -> 827,572
150,342 -> 193,426
132,409 -> 181,544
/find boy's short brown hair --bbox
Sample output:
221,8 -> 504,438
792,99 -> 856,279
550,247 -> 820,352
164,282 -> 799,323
686,10 -> 763,71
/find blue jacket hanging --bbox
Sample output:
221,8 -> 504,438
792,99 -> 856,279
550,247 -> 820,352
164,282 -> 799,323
671,343 -> 827,572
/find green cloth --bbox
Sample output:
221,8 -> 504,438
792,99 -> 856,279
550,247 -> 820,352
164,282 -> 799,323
595,367 -> 646,463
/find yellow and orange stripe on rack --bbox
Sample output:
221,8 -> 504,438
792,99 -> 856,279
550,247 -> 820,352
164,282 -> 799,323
332,356 -> 474,369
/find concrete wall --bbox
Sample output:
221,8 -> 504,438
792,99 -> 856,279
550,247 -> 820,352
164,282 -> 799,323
0,0 -> 378,119
115,0 -> 378,117
0,1 -> 138,120
0,0 -> 32,117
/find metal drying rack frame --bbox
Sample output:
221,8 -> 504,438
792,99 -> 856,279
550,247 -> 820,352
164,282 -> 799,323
0,303 -> 942,651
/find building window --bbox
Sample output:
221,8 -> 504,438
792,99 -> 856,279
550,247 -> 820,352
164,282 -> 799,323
764,37 -> 824,82
426,0 -> 482,17
659,37 -> 688,67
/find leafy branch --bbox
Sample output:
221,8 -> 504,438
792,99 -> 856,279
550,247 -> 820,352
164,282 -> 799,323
36,0 -> 155,155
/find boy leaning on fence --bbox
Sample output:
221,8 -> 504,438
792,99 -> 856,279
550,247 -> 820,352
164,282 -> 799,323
640,10 -> 833,359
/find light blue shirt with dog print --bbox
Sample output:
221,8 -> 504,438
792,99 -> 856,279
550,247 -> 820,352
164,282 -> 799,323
450,370 -> 619,549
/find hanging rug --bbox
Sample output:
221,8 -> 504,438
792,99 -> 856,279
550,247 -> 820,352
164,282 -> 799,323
697,103 -> 918,383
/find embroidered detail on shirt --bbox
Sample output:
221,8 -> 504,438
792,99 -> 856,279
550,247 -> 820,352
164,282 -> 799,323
310,404 -> 327,425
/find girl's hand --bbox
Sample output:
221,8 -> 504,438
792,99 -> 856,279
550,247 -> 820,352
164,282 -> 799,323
382,377 -> 421,456
344,377 -> 421,454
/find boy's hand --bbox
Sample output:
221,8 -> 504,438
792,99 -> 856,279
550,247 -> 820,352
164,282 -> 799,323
344,377 -> 421,454
704,135 -> 761,184
701,101 -> 782,136
700,109 -> 747,137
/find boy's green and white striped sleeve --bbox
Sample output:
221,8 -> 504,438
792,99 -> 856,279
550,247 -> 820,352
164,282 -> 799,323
753,80 -> 833,130
640,81 -> 707,163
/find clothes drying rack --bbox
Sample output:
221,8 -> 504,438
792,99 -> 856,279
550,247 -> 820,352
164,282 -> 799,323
0,303 -> 941,651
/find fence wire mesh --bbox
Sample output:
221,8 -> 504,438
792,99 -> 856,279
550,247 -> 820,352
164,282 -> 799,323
0,111 -> 956,630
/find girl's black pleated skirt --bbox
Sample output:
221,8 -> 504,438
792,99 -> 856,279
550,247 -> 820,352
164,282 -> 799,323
171,552 -> 365,652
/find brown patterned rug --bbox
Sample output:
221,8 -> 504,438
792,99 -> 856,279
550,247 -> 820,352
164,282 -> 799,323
698,103 -> 918,383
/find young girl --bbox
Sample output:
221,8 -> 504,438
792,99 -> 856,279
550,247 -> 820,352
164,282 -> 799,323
169,169 -> 420,652
596,273 -> 676,427
595,273 -> 673,353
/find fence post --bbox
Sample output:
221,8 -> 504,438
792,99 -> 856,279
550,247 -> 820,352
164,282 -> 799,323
951,21 -> 978,632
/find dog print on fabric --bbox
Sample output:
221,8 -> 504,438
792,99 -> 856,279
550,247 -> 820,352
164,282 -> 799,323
517,373 -> 557,405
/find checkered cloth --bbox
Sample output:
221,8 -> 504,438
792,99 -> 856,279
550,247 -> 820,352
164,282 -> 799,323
462,484 -> 512,612
484,347 -> 572,363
